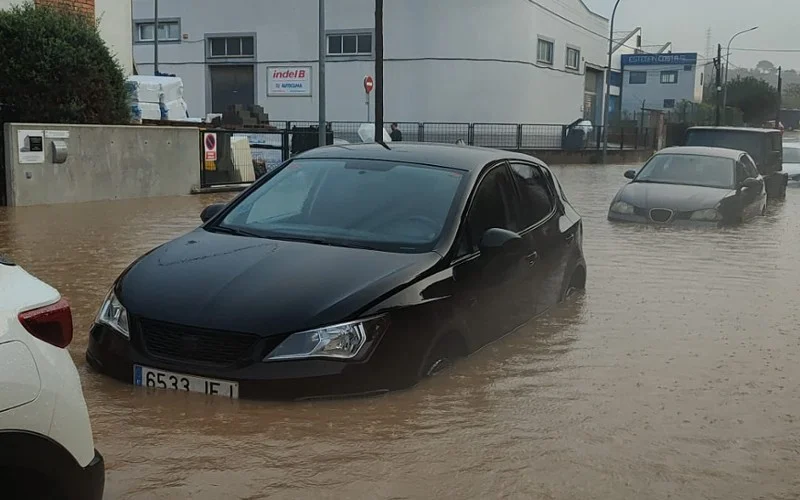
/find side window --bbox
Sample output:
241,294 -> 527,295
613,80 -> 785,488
463,165 -> 517,253
508,162 -> 555,228
742,156 -> 759,178
735,162 -> 749,185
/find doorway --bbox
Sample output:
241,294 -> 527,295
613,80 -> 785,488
209,65 -> 255,113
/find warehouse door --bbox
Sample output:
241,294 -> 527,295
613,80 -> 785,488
209,65 -> 255,113
583,68 -> 604,124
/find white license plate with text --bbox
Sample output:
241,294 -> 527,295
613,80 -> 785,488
134,365 -> 239,399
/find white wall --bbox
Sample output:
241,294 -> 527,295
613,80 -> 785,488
0,0 -> 20,8
96,0 -> 133,75
621,63 -> 700,113
133,0 -> 608,124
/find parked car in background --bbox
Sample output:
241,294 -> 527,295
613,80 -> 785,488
782,143 -> 800,182
608,147 -> 766,226
684,126 -> 788,200
87,143 -> 586,401
0,256 -> 104,500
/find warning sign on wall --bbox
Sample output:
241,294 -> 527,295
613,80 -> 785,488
204,133 -> 217,161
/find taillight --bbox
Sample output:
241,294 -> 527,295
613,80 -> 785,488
18,298 -> 73,348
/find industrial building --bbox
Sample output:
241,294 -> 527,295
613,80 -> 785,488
619,52 -> 703,117
131,0 -> 610,125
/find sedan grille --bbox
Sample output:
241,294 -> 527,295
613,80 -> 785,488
137,318 -> 260,366
649,208 -> 674,223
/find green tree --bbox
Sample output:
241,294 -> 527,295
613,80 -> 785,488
725,76 -> 778,124
784,83 -> 800,109
0,2 -> 129,124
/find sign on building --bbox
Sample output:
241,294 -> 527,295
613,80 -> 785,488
204,133 -> 217,161
267,67 -> 312,96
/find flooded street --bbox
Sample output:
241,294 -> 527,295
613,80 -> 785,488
3,164 -> 800,499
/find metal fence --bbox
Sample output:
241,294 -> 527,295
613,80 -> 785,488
199,121 -> 657,188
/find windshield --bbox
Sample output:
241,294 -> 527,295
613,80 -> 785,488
784,146 -> 800,163
684,130 -> 768,165
215,158 -> 466,253
635,154 -> 735,189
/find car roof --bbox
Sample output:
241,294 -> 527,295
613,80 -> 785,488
687,126 -> 780,135
294,142 -> 540,171
655,146 -> 746,160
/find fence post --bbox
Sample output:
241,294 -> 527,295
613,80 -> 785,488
619,127 -> 624,150
634,127 -> 639,150
199,130 -> 206,188
516,124 -> 523,151
468,124 -> 475,146
418,123 -> 425,142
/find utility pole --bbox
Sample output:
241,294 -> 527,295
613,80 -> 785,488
374,0 -> 384,143
776,66 -> 782,128
714,44 -> 721,126
601,0 -> 622,164
318,0 -> 326,147
153,0 -> 159,75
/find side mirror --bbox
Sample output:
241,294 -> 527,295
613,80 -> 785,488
479,228 -> 523,256
200,203 -> 226,223
624,169 -> 636,180
741,177 -> 762,190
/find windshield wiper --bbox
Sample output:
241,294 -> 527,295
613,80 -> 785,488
266,234 -> 379,250
206,225 -> 263,238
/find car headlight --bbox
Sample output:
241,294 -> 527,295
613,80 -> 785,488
265,315 -> 389,361
610,201 -> 635,215
96,290 -> 130,338
689,208 -> 721,221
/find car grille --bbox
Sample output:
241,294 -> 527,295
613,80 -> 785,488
649,208 -> 674,223
137,318 -> 260,366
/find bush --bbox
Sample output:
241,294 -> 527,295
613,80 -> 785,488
0,2 -> 129,124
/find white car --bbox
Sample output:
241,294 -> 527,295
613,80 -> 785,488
784,143 -> 800,182
0,256 -> 104,499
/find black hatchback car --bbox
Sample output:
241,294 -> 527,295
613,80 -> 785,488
87,143 -> 586,400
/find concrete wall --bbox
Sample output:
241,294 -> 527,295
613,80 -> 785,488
131,0 -> 608,124
96,0 -> 133,75
4,123 -> 200,206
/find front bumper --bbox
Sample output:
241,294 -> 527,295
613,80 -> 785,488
86,323 -> 415,400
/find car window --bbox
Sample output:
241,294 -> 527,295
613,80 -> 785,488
218,159 -> 466,253
508,162 -> 555,228
735,162 -> 749,185
464,164 -> 518,252
741,155 -> 759,178
636,153 -> 736,189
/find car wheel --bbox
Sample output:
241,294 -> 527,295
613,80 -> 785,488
1,468 -> 62,500
420,333 -> 466,378
562,265 -> 587,301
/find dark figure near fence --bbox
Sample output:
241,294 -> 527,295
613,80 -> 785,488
390,123 -> 403,142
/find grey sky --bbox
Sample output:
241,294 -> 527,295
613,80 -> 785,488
583,0 -> 800,71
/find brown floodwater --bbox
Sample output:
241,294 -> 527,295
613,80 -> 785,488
2,164 -> 800,499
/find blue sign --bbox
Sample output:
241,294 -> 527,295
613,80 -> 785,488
622,53 -> 698,66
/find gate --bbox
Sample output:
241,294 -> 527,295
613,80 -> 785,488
200,129 -> 289,188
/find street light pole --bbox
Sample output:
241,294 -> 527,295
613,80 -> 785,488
601,0 -> 621,165
374,0 -> 384,143
318,0 -> 327,147
153,0 -> 159,75
722,26 -> 758,123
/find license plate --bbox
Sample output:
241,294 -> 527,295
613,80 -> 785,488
134,365 -> 239,399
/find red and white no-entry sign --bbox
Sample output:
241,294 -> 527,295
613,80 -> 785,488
363,75 -> 374,94
204,132 -> 217,161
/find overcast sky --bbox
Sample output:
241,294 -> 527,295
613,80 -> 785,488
582,0 -> 800,71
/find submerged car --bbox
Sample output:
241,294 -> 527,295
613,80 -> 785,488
87,143 -> 586,400
783,143 -> 800,182
608,146 -> 766,225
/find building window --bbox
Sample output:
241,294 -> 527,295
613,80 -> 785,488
209,36 -> 255,58
660,70 -> 678,84
135,20 -> 180,42
537,38 -> 554,65
663,99 -> 676,109
629,71 -> 647,84
327,32 -> 373,56
566,47 -> 580,70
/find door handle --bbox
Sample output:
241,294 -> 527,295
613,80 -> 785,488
564,233 -> 575,243
526,251 -> 539,266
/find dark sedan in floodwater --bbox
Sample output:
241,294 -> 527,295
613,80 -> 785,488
86,143 -> 586,400
608,146 -> 767,226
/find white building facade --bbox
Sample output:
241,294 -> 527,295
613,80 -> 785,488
96,0 -> 134,75
620,53 -> 703,116
131,0 -> 609,125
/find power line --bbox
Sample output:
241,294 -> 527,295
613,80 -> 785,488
730,48 -> 800,53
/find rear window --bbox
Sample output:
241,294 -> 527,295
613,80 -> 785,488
685,130 -> 769,165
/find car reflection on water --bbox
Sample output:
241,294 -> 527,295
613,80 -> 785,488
86,143 -> 587,400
